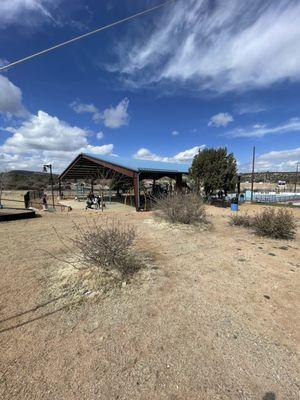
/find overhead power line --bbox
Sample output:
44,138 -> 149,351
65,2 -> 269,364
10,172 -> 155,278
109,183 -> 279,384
0,0 -> 176,72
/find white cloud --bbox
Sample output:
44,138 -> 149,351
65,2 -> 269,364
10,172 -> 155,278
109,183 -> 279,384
0,75 -> 28,117
133,145 -> 205,163
0,0 -> 56,28
239,147 -> 300,172
173,146 -> 205,162
116,0 -> 300,93
134,148 -> 162,162
96,131 -> 104,140
226,118 -> 300,138
101,98 -> 129,129
0,110 -> 114,171
70,101 -> 98,116
70,98 -> 130,129
253,123 -> 266,129
208,112 -> 233,127
171,130 -> 179,136
235,103 -> 267,115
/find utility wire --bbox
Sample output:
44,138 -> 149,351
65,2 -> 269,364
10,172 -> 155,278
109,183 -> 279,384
0,0 -> 176,72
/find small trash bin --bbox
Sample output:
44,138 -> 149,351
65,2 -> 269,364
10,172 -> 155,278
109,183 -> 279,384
231,203 -> 238,211
230,196 -> 238,212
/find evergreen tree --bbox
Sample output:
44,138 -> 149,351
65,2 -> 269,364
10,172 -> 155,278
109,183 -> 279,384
190,147 -> 237,198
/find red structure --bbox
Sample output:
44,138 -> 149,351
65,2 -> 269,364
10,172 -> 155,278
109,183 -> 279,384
59,153 -> 189,210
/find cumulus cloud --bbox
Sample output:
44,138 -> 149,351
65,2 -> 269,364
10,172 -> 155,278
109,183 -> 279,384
0,75 -> 28,118
208,113 -> 233,127
116,0 -> 300,93
134,145 -> 205,163
100,98 -> 129,128
239,147 -> 300,172
0,110 -> 114,171
0,0 -> 56,28
70,98 -> 130,129
171,130 -> 179,136
226,118 -> 300,138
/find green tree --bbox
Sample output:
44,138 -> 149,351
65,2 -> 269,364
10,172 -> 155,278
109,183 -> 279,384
190,147 -> 237,198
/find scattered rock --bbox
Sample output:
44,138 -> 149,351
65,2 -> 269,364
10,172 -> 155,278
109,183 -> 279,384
263,295 -> 270,300
268,253 -> 276,257
279,246 -> 289,250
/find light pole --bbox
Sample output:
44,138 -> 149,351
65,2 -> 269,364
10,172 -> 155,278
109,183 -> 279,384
250,146 -> 255,202
43,164 -> 55,210
294,162 -> 299,193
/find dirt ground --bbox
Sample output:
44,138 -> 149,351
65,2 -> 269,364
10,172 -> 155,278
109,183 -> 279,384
0,202 -> 299,400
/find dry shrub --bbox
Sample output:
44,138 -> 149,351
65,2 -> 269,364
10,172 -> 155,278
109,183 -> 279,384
229,212 -> 253,227
230,208 -> 297,240
252,208 -> 297,240
57,219 -> 141,280
154,193 -> 207,225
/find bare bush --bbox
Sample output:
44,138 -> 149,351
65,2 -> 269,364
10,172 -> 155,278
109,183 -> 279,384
229,208 -> 297,240
154,193 -> 207,225
54,219 -> 141,279
229,212 -> 253,227
252,208 -> 297,240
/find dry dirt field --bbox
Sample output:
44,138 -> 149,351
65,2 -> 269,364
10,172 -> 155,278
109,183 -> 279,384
0,202 -> 299,399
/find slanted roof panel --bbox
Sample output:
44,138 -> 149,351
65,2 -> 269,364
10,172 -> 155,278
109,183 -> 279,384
83,154 -> 190,174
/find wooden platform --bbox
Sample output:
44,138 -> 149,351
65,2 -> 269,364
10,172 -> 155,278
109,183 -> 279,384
0,208 -> 36,222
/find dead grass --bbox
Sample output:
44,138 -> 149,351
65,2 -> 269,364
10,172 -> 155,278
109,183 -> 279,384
0,202 -> 299,399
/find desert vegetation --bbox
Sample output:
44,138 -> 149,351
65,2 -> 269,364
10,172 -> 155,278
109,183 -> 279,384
230,207 -> 297,240
154,192 -> 207,225
54,219 -> 142,281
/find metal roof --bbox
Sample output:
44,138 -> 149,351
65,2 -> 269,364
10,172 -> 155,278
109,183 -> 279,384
83,153 -> 190,174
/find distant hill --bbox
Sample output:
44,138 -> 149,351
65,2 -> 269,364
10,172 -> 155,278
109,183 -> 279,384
240,171 -> 297,183
1,169 -> 297,190
0,170 -> 59,190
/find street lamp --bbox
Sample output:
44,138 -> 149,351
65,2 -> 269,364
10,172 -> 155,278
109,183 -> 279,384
43,164 -> 55,210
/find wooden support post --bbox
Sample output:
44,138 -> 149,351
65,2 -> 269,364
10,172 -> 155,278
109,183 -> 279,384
91,179 -> 94,194
175,174 -> 183,192
237,175 -> 241,196
58,179 -> 62,199
133,173 -> 140,211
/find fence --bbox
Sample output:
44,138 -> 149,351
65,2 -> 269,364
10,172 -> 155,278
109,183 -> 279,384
250,194 -> 300,203
0,197 -> 71,212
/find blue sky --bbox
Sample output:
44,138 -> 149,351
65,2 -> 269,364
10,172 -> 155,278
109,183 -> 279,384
0,0 -> 300,172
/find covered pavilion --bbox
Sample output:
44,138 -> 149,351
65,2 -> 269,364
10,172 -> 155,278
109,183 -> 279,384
58,153 -> 189,210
